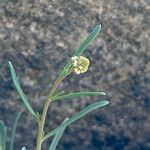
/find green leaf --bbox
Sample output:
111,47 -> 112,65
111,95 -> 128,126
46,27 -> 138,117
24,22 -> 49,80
52,91 -> 105,101
73,24 -> 101,56
8,61 -> 39,121
43,100 -> 109,141
49,118 -> 69,150
54,90 -> 65,97
61,24 -> 101,76
0,120 -> 6,150
9,110 -> 24,150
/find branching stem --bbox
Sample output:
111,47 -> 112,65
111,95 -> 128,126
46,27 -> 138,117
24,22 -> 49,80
36,68 -> 73,150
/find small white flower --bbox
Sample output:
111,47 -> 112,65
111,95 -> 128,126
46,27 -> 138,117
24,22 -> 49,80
71,56 -> 90,74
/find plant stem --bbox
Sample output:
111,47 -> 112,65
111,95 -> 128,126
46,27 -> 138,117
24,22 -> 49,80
36,68 -> 73,150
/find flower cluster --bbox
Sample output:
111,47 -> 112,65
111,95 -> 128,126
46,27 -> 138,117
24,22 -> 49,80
71,56 -> 90,74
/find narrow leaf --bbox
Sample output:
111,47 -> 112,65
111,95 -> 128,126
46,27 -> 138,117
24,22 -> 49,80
52,91 -> 105,101
49,118 -> 69,150
0,120 -> 6,150
43,100 -> 109,141
54,91 -> 65,97
9,110 -> 24,150
62,24 -> 101,75
8,61 -> 39,121
73,24 -> 101,56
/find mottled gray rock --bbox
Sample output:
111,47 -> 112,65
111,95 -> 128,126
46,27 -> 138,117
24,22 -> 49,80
0,0 -> 150,150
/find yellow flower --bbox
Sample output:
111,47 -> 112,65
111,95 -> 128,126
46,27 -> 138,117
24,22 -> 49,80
71,56 -> 90,74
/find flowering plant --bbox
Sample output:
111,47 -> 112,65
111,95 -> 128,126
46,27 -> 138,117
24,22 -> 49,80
0,25 -> 109,150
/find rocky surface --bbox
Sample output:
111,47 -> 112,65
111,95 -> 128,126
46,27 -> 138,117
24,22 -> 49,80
0,0 -> 150,150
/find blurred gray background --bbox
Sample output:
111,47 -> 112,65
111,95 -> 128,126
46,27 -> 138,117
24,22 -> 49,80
0,0 -> 150,150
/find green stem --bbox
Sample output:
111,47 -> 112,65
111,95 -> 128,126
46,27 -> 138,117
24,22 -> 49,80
36,68 -> 73,150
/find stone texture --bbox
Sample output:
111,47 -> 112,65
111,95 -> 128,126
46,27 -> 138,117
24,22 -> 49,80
0,0 -> 150,150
